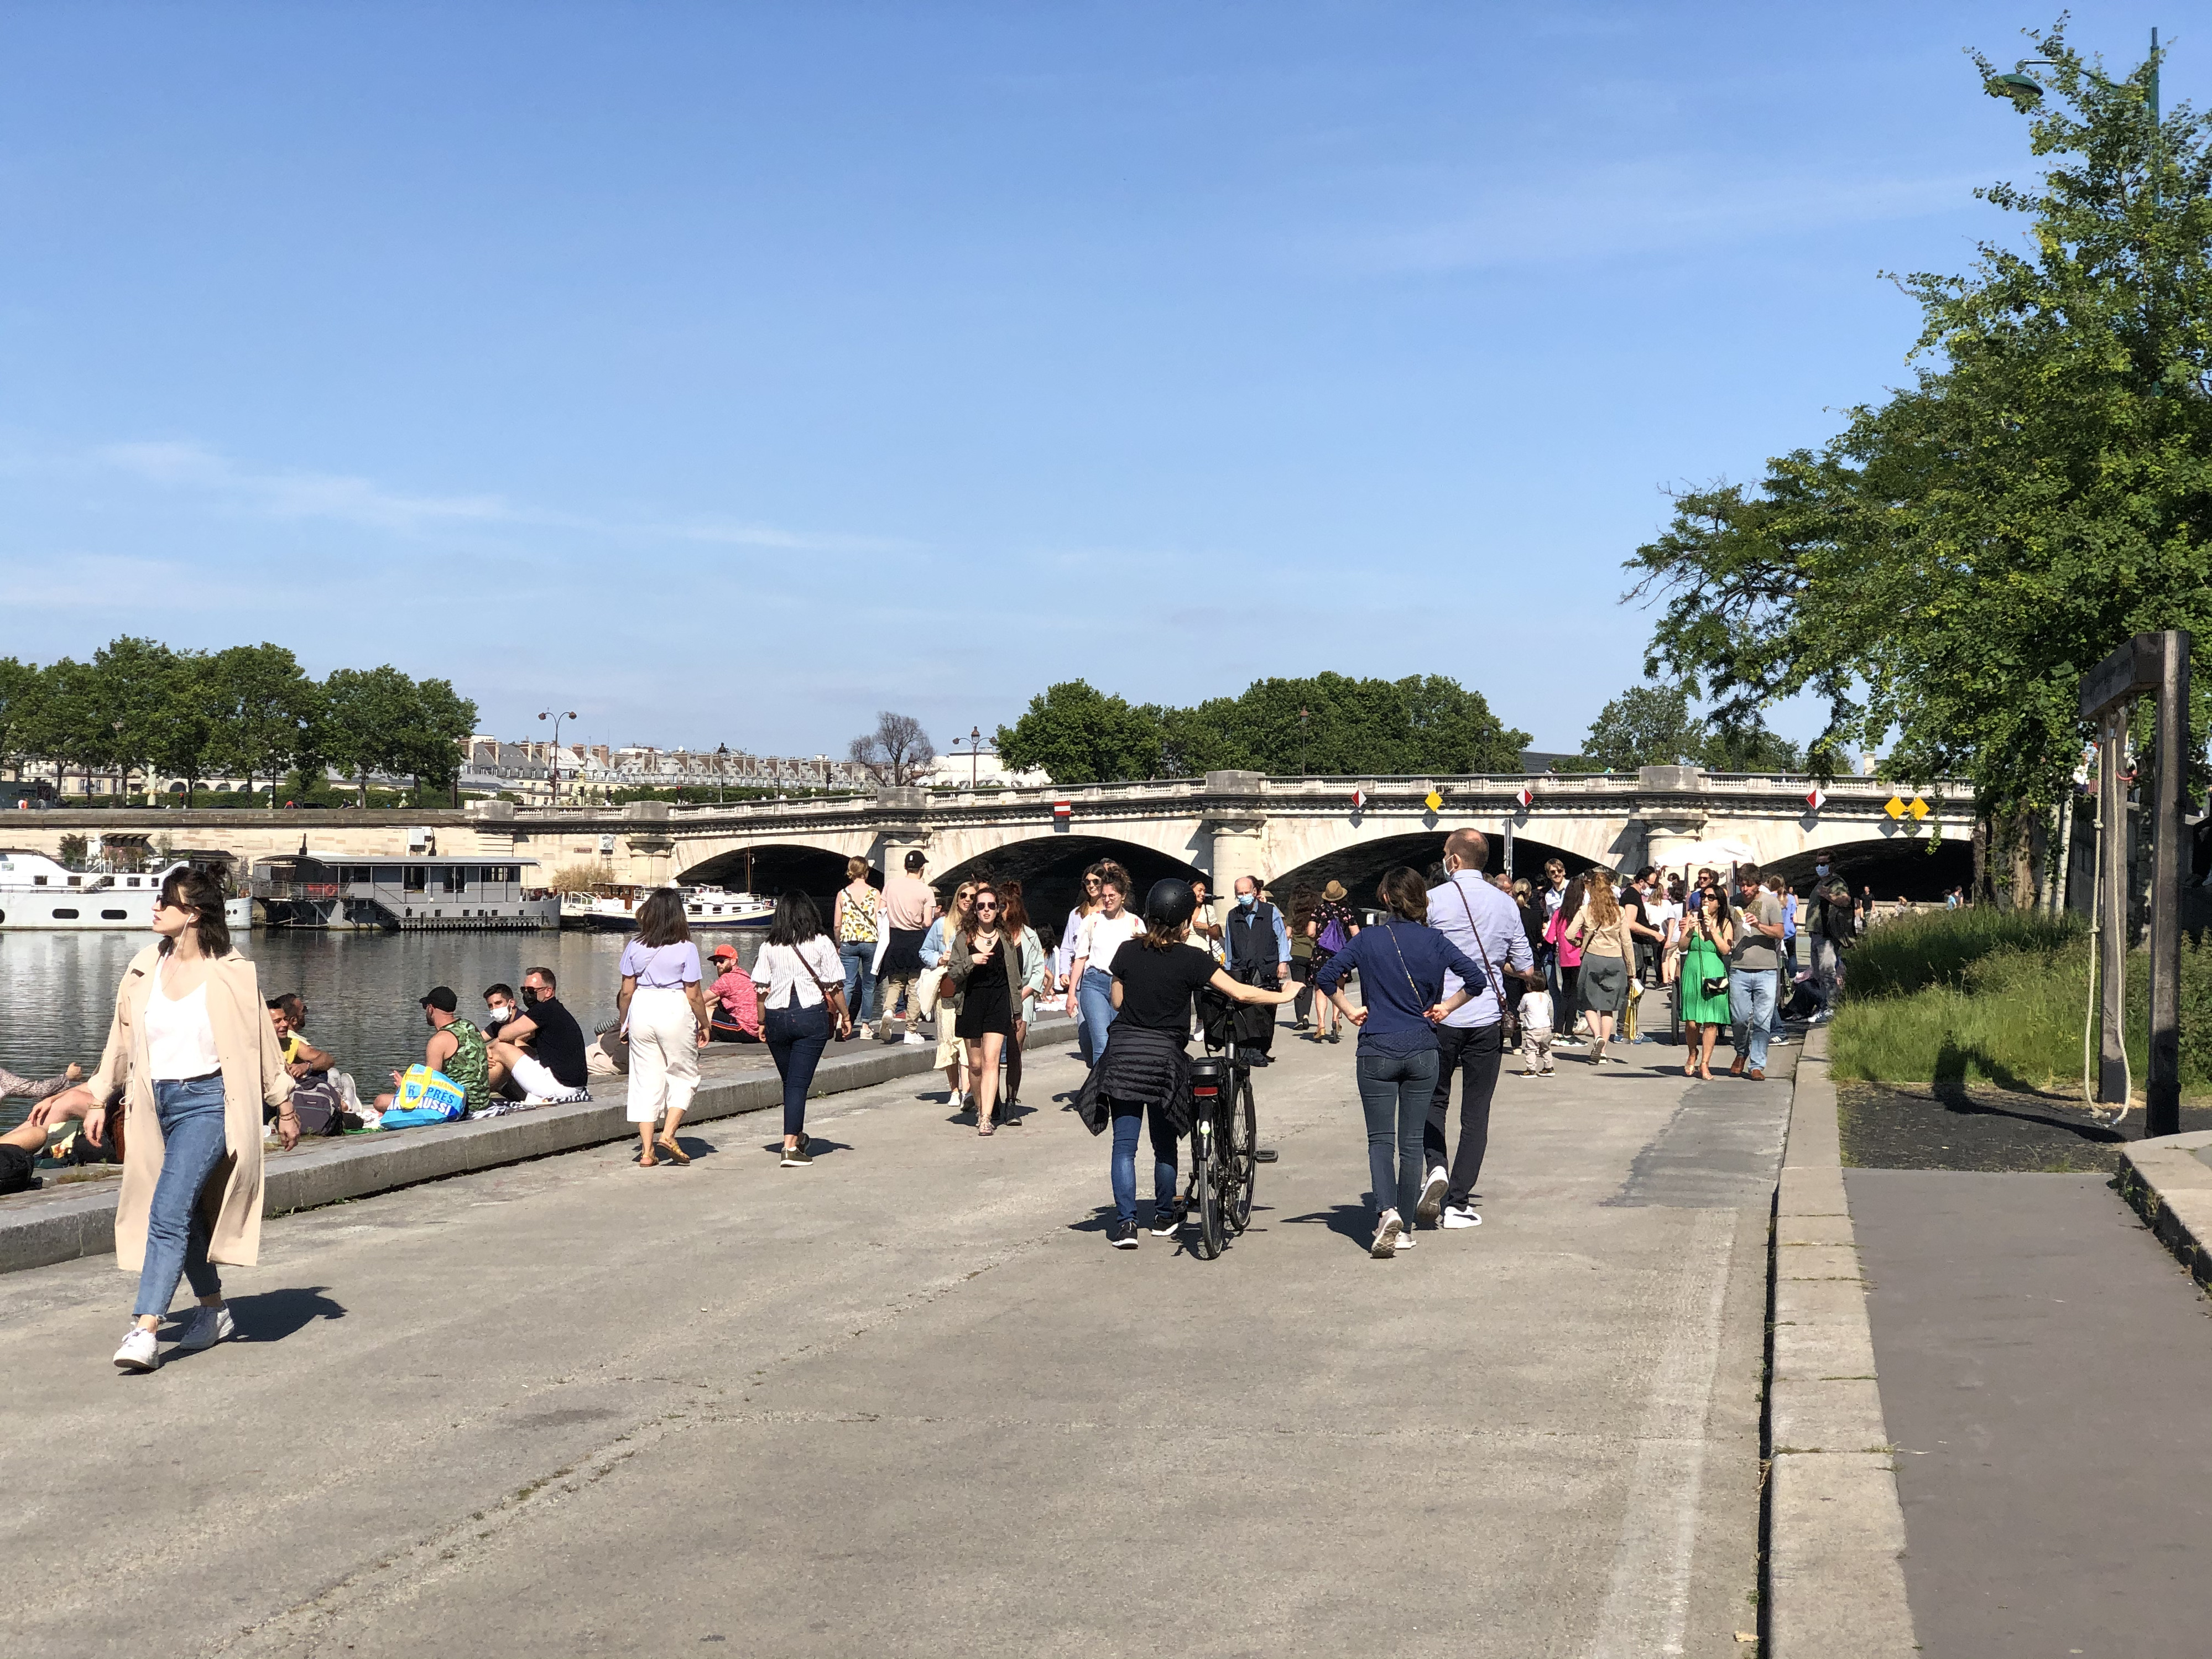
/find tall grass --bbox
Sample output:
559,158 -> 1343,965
1830,909 -> 2212,1094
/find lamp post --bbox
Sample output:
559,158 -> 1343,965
1298,707 -> 1310,776
538,709 -> 577,806
112,719 -> 125,805
716,742 -> 727,805
816,753 -> 828,791
969,725 -> 982,789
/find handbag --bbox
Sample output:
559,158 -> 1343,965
1316,909 -> 1350,954
1701,975 -> 1730,1000
1448,878 -> 1519,1047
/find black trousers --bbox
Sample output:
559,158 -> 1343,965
1423,1020 -> 1505,1208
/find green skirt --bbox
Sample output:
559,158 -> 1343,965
1679,938 -> 1731,1025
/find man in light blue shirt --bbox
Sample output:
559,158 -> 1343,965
1421,828 -> 1535,1229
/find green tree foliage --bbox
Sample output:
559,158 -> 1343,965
997,673 -> 1527,782
1571,682 -> 1807,773
1627,24 -> 2212,811
205,644 -> 322,795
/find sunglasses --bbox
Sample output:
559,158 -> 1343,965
974,900 -> 999,910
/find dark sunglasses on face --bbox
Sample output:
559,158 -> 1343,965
974,900 -> 998,910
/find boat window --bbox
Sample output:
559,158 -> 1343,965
51,907 -> 78,919
442,867 -> 467,893
32,875 -> 45,886
102,909 -> 128,920
126,877 -> 140,888
403,866 -> 427,892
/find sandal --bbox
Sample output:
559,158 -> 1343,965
638,1154 -> 659,1168
977,1121 -> 995,1136
655,1138 -> 691,1166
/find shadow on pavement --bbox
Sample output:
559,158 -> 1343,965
1281,1202 -> 1374,1250
226,1285 -> 347,1343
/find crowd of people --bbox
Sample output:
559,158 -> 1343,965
3,834 -> 1876,1369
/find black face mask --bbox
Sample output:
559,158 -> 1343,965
521,985 -> 544,1006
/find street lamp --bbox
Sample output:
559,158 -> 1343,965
716,742 -> 727,805
816,753 -> 828,791
969,724 -> 982,788
538,709 -> 577,806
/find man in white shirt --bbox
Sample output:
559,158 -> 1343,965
1422,830 -> 1536,1230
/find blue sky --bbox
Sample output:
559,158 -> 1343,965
0,3 -> 2181,761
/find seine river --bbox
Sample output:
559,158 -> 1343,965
0,927 -> 773,1130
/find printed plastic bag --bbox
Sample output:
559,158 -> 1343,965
377,1065 -> 467,1129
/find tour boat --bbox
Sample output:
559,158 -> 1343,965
249,854 -> 561,931
0,852 -> 254,933
560,884 -> 775,931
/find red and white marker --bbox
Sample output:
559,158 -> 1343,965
1804,787 -> 1827,812
1052,800 -> 1072,822
1350,787 -> 1368,810
1513,786 -> 1534,809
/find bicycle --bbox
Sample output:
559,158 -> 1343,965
1185,993 -> 1261,1259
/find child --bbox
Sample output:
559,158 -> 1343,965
1516,966 -> 1555,1076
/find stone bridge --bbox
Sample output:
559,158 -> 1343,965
10,768 -> 1975,921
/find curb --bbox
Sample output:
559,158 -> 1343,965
2117,1128 -> 2212,1292
1765,1025 -> 1918,1656
1,1016 -> 1077,1278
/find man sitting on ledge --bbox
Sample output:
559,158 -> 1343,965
374,986 -> 494,1118
487,966 -> 592,1104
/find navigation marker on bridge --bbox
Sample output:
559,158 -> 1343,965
1512,786 -> 1534,809
1052,799 -> 1072,824
1804,787 -> 1827,812
1423,789 -> 1444,812
1884,794 -> 1907,819
1350,787 -> 1368,810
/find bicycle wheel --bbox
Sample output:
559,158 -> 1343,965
1192,1119 -> 1225,1260
1227,1074 -> 1257,1233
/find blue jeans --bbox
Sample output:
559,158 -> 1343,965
1355,1043 -> 1439,1224
1078,967 -> 1117,1066
764,1002 -> 832,1136
1109,1097 -> 1180,1226
135,1074 -> 230,1319
838,941 -> 879,1024
1730,969 -> 1778,1072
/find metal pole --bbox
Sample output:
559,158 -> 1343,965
1503,818 -> 1515,880
2146,628 -> 2190,1138
2098,709 -> 2131,1104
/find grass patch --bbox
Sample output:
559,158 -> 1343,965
1830,910 -> 2212,1094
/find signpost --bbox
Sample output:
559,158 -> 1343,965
2079,630 -> 2192,1135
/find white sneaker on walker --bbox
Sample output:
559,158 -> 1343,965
113,1326 -> 159,1371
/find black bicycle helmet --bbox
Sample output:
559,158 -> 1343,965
1144,877 -> 1197,929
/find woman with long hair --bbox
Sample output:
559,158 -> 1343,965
1287,886 -> 1319,1030
832,857 -> 882,1039
1311,869 -> 1489,1258
753,891 -> 851,1166
924,881 -> 978,1108
1306,879 -> 1362,1044
1565,870 -> 1636,1065
1677,888 -> 1735,1081
1066,863 -> 1139,1064
945,881 -> 1021,1134
68,867 -> 298,1371
997,880 -> 1048,1114
616,888 -> 709,1167
1060,864 -> 1108,1061
1073,879 -> 1301,1249
1547,873 -> 1587,1042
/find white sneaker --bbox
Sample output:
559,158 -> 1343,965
1394,1230 -> 1416,1251
176,1304 -> 234,1352
1416,1166 -> 1448,1224
1370,1212 -> 1403,1259
113,1326 -> 159,1372
1442,1205 -> 1483,1229
902,1032 -> 929,1046
858,1023 -> 875,1040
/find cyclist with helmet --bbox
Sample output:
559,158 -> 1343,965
1074,878 -> 1301,1250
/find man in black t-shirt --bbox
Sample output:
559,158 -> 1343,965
488,965 -> 591,1098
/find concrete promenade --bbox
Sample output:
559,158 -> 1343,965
0,1026 -> 1791,1658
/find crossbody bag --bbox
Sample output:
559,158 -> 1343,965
1449,879 -> 1520,1047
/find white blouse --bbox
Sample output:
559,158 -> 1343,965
751,937 -> 844,1010
144,957 -> 221,1081
1077,911 -> 1144,967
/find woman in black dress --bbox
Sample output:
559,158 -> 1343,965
946,882 -> 1019,1135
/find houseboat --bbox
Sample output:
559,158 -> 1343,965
0,851 -> 254,932
560,884 -> 775,931
251,854 -> 559,931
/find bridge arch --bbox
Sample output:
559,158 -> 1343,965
933,833 -> 1205,945
679,841 -> 864,899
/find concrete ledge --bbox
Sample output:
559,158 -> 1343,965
1766,1027 -> 1917,1656
1,1017 -> 1077,1277
2117,1128 -> 2212,1292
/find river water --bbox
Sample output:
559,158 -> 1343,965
0,927 -> 774,1131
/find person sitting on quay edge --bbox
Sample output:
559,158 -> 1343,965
374,987 -> 493,1118
706,943 -> 763,1042
0,1066 -> 94,1195
1,1058 -> 84,1105
266,995 -> 333,1081
482,983 -> 521,1038
486,966 -> 592,1103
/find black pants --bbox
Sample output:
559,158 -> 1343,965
1423,1020 -> 1505,1209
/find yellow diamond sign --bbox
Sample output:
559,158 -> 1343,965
1908,796 -> 1931,821
1423,790 -> 1444,812
1885,795 -> 1907,818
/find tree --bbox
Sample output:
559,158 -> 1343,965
23,658 -> 111,801
317,665 -> 420,806
1573,682 -> 1804,773
847,712 -> 937,787
1207,673 -> 1527,775
206,643 -> 320,805
0,658 -> 41,780
995,681 -> 1161,785
1628,24 -> 2212,818
392,675 -> 478,805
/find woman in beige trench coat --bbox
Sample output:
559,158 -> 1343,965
57,867 -> 297,1371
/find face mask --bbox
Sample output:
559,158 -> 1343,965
1815,864 -> 1829,877
1238,893 -> 1257,910
487,1004 -> 510,1024
521,986 -> 543,1006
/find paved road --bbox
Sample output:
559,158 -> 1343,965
1850,1169 -> 2212,1657
2,1026 -> 1792,1658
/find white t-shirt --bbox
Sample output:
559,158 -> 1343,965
145,957 -> 221,1081
1519,987 -> 1554,1033
750,937 -> 844,1010
1078,910 -> 1144,968
1647,899 -> 1683,943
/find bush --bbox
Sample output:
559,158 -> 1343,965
550,861 -> 618,891
1844,906 -> 2085,1000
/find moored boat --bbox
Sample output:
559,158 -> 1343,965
0,852 -> 253,932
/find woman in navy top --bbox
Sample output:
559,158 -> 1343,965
1313,868 -> 1487,1259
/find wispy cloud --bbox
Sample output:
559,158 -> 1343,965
68,440 -> 915,554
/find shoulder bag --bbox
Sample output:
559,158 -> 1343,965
1697,919 -> 1730,1001
1448,879 -> 1519,1046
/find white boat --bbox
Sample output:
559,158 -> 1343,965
561,883 -> 776,931
0,852 -> 254,933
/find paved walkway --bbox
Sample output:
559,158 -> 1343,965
2,1029 -> 1791,1658
1849,1169 -> 2212,1657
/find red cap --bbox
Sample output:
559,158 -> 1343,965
709,943 -> 738,961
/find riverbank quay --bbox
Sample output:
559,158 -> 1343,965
2,1017 -> 1788,1657
0,1017 -> 1074,1276
2119,1128 -> 2212,1290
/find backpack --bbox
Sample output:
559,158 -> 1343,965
1317,909 -> 1350,954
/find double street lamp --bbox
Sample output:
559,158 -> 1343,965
538,708 -> 577,806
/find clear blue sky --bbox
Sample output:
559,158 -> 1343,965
0,3 -> 2180,761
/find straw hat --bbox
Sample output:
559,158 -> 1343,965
1322,879 -> 1347,902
